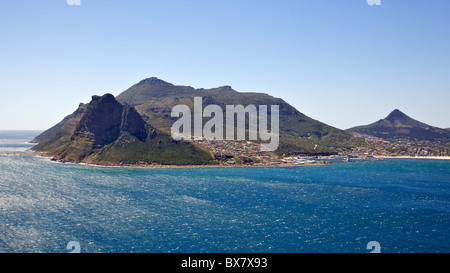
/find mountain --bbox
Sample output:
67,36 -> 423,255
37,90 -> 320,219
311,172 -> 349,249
346,109 -> 450,142
32,77 -> 365,160
116,77 -> 365,155
31,94 -> 212,166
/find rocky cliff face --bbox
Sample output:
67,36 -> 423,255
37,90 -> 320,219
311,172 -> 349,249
71,94 -> 148,146
120,104 -> 148,142
32,94 -> 212,165
73,94 -> 125,146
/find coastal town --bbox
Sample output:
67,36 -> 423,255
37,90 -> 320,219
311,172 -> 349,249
349,132 -> 450,158
193,134 -> 450,167
193,138 -> 366,166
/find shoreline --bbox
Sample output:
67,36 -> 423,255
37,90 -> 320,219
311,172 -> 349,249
24,150 -> 450,170
62,160 -> 328,169
375,155 -> 450,160
29,150 -> 327,169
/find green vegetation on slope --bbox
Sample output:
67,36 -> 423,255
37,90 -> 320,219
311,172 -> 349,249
117,78 -> 366,155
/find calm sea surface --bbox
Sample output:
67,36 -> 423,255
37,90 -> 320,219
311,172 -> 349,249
0,131 -> 449,253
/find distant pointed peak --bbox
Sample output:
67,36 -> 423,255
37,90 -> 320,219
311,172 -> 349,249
136,77 -> 172,86
386,109 -> 408,120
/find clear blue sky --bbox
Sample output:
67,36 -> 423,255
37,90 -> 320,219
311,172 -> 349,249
1,0 -> 449,130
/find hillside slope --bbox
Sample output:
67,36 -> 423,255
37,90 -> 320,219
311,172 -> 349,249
116,77 -> 365,155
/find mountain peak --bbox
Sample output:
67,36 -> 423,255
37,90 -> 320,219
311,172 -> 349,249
91,93 -> 116,104
347,109 -> 450,141
386,109 -> 408,120
76,94 -> 125,146
136,77 -> 173,86
116,77 -> 363,155
117,77 -> 196,105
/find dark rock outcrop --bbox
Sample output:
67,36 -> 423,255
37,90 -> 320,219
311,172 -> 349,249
120,104 -> 148,142
74,94 -> 124,146
32,93 -> 212,165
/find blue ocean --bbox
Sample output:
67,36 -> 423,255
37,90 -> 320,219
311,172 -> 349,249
0,131 -> 449,253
